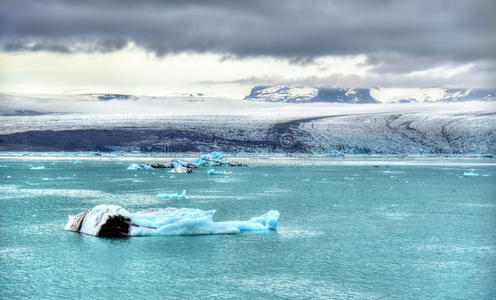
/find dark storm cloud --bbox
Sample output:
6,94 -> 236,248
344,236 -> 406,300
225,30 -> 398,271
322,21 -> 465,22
1,0 -> 495,61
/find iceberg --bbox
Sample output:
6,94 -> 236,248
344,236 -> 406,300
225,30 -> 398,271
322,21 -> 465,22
64,205 -> 131,237
156,190 -> 187,199
65,205 -> 280,237
147,162 -> 172,169
207,169 -> 232,175
193,152 -> 227,167
127,163 -> 153,170
171,159 -> 190,168
170,166 -> 192,173
128,162 -> 172,170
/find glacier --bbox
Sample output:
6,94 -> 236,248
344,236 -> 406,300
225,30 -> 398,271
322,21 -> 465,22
0,93 -> 495,154
64,205 -> 280,237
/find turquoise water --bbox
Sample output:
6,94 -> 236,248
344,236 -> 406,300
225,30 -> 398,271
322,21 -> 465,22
0,159 -> 495,299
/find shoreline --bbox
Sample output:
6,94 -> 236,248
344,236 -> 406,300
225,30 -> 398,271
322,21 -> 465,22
0,152 -> 494,166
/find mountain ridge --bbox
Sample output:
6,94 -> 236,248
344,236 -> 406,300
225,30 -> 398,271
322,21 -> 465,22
244,87 -> 496,104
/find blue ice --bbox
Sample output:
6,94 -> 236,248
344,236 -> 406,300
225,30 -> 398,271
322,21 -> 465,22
130,208 -> 280,236
65,205 -> 280,236
207,169 -> 232,175
156,190 -> 187,199
128,163 -> 153,170
193,152 -> 227,167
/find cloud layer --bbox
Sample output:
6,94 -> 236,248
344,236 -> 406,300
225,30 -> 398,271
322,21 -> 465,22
2,1 -> 495,58
1,0 -> 495,90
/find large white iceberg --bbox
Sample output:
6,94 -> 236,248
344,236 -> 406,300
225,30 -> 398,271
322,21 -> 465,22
65,205 -> 279,237
64,205 -> 131,237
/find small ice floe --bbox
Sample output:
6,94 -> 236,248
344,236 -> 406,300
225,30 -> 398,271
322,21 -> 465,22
171,159 -> 191,168
193,152 -> 227,167
65,205 -> 280,237
168,160 -> 193,173
463,172 -> 480,177
72,160 -> 82,164
156,190 -> 187,199
30,166 -> 45,170
170,166 -> 192,173
192,152 -> 246,167
147,162 -> 172,169
207,169 -> 232,175
127,163 -> 153,170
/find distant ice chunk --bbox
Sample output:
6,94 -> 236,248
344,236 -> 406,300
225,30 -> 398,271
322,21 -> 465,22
30,166 -> 45,170
463,172 -> 480,176
128,163 -> 153,170
156,190 -> 187,199
193,152 -> 227,167
170,166 -> 192,173
171,159 -> 190,168
207,169 -> 232,175
73,160 -> 82,164
65,205 -> 280,237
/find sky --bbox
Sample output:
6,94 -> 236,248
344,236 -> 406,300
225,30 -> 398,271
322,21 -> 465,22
1,0 -> 495,99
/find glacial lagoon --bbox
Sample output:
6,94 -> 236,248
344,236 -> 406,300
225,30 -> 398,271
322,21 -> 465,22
0,156 -> 495,299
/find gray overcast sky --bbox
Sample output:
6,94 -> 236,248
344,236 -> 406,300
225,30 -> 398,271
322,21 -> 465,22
0,0 -> 495,97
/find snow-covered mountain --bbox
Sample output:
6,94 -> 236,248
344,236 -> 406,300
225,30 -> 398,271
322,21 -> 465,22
244,87 -> 496,103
